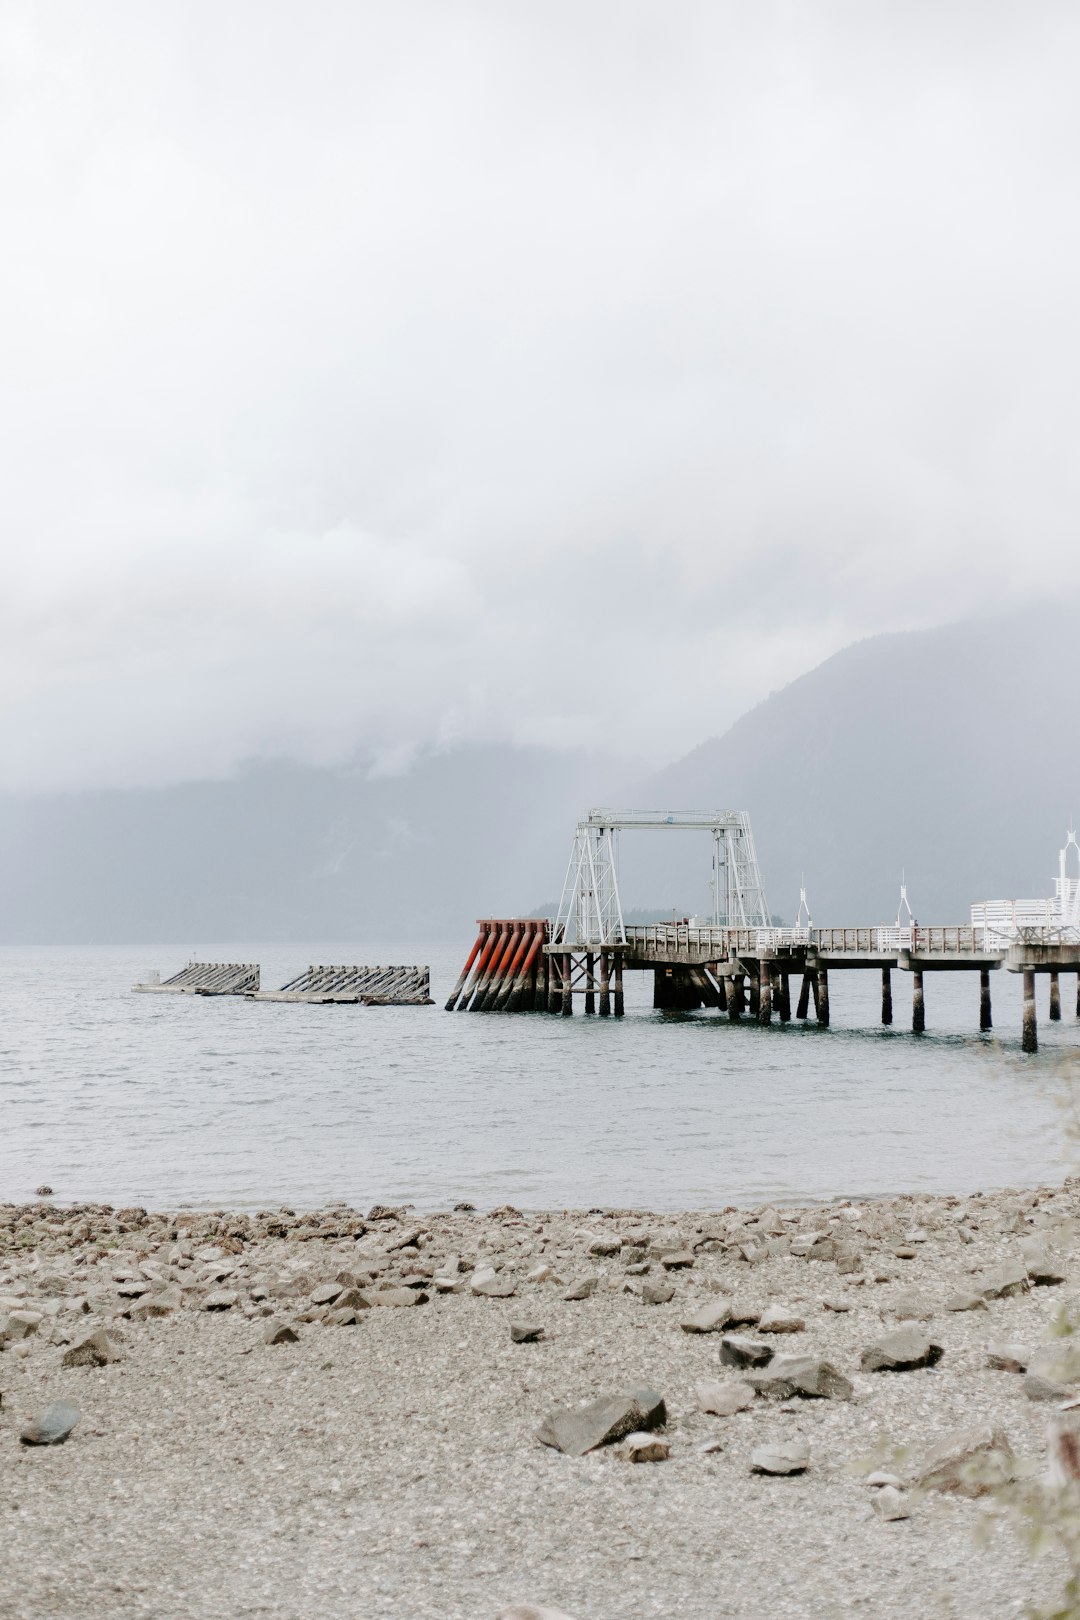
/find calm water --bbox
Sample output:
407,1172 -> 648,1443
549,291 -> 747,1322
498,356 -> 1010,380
1,944 -> 1078,1212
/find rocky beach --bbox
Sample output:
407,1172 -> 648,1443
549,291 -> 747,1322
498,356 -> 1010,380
3,1184 -> 1080,1619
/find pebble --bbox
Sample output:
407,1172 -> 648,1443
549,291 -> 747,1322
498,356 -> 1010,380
696,1379 -> 755,1416
680,1301 -> 733,1334
510,1322 -> 545,1343
202,1290 -> 239,1312
20,1401 -> 81,1446
747,1354 -> 854,1402
642,1280 -> 675,1306
263,1321 -> 299,1345
623,1431 -> 670,1462
562,1277 -> 598,1302
719,1334 -> 773,1369
758,1305 -> 805,1334
61,1329 -> 121,1368
909,1423 -> 1014,1496
873,1486 -> 910,1521
750,1439 -> 810,1475
860,1328 -> 944,1372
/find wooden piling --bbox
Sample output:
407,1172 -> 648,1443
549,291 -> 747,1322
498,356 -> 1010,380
758,965 -> 773,1025
546,951 -> 560,1014
748,970 -> 760,1018
816,967 -> 830,1027
881,966 -> 893,1026
912,970 -> 925,1033
1076,971 -> 1080,1019
598,952 -> 610,1016
613,953 -> 624,1017
729,972 -> 744,1021
1022,968 -> 1038,1052
979,968 -> 992,1031
796,972 -> 812,1020
716,970 -> 728,1013
585,952 -> 596,1015
561,953 -> 573,1016
778,971 -> 790,1022
1050,970 -> 1061,1021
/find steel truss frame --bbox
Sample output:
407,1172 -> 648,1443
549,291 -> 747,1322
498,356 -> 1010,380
553,807 -> 770,948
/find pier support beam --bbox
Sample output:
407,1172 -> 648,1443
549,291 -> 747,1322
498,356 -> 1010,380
599,952 -> 610,1017
1050,970 -> 1061,1021
758,967 -> 773,1026
881,967 -> 893,1027
796,972 -> 812,1020
778,972 -> 791,1023
714,969 -> 728,1013
585,953 -> 596,1015
816,967 -> 830,1028
980,969 -> 992,1031
1022,969 -> 1038,1052
728,973 -> 745,1021
561,954 -> 573,1016
912,970 -> 925,1033
612,954 -> 624,1017
748,970 -> 760,1018
1076,971 -> 1080,1019
547,955 -> 560,1014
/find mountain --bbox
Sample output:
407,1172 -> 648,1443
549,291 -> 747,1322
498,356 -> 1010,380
619,602 -> 1079,925
0,746 -> 626,944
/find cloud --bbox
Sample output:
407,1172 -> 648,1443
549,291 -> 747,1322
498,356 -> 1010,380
2,1 -> 1079,790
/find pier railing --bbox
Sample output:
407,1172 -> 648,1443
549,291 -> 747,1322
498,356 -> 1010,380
618,923 -> 997,958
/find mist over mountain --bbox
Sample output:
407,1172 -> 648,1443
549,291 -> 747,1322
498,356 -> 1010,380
619,602 -> 1079,925
2,603 -> 1075,945
0,747 -> 626,945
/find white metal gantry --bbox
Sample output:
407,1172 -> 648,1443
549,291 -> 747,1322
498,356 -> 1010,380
553,808 -> 771,948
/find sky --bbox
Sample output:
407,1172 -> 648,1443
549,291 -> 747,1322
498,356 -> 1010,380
2,1 -> 1079,793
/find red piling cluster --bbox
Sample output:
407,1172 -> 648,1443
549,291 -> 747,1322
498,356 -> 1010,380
445,919 -> 549,1012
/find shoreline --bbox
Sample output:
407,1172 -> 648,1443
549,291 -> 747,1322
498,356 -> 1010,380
4,1181 -> 1080,1618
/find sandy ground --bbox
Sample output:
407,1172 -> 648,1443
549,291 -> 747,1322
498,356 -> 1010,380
2,1187 -> 1079,1620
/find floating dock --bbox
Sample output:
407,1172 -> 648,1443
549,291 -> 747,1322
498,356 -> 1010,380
254,964 -> 433,1005
132,962 -> 260,996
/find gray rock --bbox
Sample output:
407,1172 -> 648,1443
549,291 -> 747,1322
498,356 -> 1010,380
909,1423 -> 1014,1496
586,1236 -> 621,1257
944,1291 -> 988,1312
986,1343 -> 1029,1373
325,1306 -> 360,1326
660,1251 -> 695,1270
562,1276 -> 598,1302
202,1290 -> 239,1312
860,1328 -> 943,1372
1024,1371 -> 1070,1403
623,1431 -> 669,1462
695,1379 -> 755,1416
750,1439 -> 810,1475
978,1263 -> 1030,1300
5,1309 -> 43,1340
128,1284 -> 182,1320
510,1321 -> 546,1343
680,1300 -> 733,1334
642,1280 -> 675,1306
720,1334 -> 773,1369
263,1321 -> 299,1345
369,1287 -> 427,1307
61,1330 -> 120,1368
873,1485 -> 910,1521
758,1305 -> 805,1334
473,1275 -> 518,1299
20,1401 -> 81,1446
889,1290 -> 933,1320
748,1354 -> 854,1402
537,1387 -> 666,1457
310,1283 -> 344,1306
1020,1240 -> 1066,1286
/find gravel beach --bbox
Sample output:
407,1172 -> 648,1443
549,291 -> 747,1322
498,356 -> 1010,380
3,1185 -> 1079,1620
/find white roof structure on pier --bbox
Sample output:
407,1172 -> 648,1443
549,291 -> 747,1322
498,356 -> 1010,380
970,828 -> 1080,944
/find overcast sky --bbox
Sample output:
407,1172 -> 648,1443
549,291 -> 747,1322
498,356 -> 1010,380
2,1 -> 1078,793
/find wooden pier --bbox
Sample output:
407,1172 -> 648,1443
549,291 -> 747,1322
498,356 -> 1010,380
447,919 -> 1080,1050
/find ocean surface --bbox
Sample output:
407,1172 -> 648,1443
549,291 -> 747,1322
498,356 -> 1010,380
2,943 -> 1078,1213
